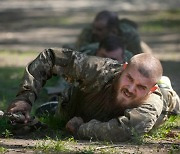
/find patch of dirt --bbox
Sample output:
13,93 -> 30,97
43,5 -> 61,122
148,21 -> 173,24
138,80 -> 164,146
1,136 -> 179,154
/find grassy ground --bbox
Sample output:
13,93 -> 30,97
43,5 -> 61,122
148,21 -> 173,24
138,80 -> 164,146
139,9 -> 180,33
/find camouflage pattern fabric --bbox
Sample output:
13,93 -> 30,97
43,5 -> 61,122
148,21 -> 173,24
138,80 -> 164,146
76,19 -> 142,55
79,42 -> 133,62
46,42 -> 132,97
13,48 -> 179,142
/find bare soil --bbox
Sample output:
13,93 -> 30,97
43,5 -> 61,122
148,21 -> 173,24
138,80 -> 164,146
0,138 -> 179,154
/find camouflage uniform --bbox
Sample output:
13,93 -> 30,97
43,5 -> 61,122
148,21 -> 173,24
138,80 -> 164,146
13,48 -> 179,142
46,43 -> 133,96
80,42 -> 133,62
76,19 -> 142,55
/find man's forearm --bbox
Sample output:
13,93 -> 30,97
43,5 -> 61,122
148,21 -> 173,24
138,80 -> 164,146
77,119 -> 131,142
15,49 -> 57,105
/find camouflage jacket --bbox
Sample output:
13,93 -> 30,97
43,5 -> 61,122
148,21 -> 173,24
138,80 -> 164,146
80,42 -> 133,62
14,48 -> 179,142
47,42 -> 133,95
76,19 -> 142,55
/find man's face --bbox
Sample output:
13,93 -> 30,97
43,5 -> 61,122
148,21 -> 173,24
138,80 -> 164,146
96,47 -> 124,63
92,19 -> 109,42
115,64 -> 155,108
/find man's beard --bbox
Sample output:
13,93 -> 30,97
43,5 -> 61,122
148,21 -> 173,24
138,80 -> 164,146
121,88 -> 136,100
115,88 -> 140,110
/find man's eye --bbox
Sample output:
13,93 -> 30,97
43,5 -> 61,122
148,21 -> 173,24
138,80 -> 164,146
138,85 -> 146,90
127,75 -> 133,81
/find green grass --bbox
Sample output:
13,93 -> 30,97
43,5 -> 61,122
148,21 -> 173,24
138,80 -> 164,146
0,67 -> 24,109
141,19 -> 180,33
0,147 -> 7,154
35,137 -> 121,153
35,137 -> 77,153
35,139 -> 69,153
147,115 -> 180,139
129,116 -> 180,147
0,116 -> 13,137
0,66 -> 59,111
139,9 -> 180,33
38,114 -> 66,130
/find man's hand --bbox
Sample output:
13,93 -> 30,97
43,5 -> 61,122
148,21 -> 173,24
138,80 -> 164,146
66,117 -> 84,135
7,100 -> 32,123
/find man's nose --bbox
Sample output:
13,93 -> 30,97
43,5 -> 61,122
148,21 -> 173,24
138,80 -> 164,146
128,84 -> 136,93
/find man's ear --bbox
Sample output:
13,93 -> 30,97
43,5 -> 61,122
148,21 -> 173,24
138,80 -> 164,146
123,62 -> 128,70
150,85 -> 158,93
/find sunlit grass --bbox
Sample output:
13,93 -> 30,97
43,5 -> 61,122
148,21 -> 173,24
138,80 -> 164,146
141,19 -> 180,33
146,115 -> 180,140
35,137 -> 76,153
0,50 -> 38,67
35,136 -> 121,153
139,9 -> 180,33
0,147 -> 7,154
